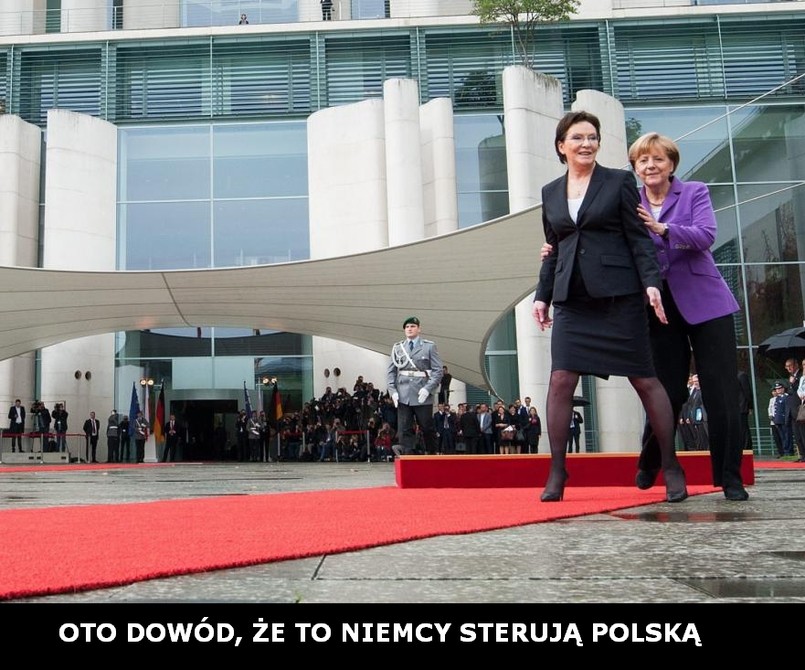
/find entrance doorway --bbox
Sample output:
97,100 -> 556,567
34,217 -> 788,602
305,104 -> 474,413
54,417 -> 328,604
170,399 -> 238,461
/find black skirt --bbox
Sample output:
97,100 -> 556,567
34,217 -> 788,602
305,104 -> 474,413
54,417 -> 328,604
551,292 -> 656,378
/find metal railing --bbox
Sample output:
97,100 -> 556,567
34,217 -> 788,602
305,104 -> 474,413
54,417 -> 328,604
0,1 -> 478,38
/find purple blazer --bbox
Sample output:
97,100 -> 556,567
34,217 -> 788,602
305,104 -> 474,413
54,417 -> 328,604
641,177 -> 739,325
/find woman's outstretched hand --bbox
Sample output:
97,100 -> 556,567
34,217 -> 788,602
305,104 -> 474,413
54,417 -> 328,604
646,287 -> 667,324
532,300 -> 552,331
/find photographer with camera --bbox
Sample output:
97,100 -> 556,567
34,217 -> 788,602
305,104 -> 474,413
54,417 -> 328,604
52,402 -> 69,453
30,400 -> 51,451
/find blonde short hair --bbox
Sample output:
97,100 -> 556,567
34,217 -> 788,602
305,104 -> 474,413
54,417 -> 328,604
628,132 -> 680,172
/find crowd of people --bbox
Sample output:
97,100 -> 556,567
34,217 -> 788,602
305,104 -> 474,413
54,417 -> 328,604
768,357 -> 805,462
224,377 -> 545,464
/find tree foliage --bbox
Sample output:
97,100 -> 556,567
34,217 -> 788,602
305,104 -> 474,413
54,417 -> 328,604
473,0 -> 580,70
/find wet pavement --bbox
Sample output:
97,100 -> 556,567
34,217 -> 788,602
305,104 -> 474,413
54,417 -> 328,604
2,459 -> 805,603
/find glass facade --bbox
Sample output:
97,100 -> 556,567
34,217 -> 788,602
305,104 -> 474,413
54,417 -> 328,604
4,9 -> 805,453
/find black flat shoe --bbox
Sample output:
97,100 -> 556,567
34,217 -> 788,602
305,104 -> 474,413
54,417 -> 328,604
723,486 -> 749,501
541,469 -> 569,502
635,468 -> 659,490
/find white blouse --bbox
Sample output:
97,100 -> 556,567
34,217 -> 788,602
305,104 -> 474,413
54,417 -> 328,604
568,196 -> 583,223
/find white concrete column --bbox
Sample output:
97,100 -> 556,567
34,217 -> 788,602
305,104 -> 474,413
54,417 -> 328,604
384,78 -> 426,247
573,89 -> 629,170
572,90 -> 644,452
308,99 -> 391,397
420,97 -> 458,238
0,0 -> 46,36
123,0 -> 180,30
501,66 -> 565,417
40,111 -> 118,461
0,115 -> 42,416
308,99 -> 388,257
418,97 -> 465,403
61,0 -> 108,33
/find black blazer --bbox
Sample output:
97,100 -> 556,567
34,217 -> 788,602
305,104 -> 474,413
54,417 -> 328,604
83,418 -> 100,437
535,164 -> 661,305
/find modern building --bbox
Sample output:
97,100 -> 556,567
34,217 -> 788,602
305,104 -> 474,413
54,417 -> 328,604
1,0 -> 804,460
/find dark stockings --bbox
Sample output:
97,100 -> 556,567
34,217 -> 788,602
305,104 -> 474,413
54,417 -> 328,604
629,375 -> 680,471
544,370 -> 579,491
544,370 -> 684,498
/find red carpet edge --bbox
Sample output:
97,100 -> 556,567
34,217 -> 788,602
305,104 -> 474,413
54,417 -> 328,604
0,483 -> 718,600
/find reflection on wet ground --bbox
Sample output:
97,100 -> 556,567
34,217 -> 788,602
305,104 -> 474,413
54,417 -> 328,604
612,511 -> 769,522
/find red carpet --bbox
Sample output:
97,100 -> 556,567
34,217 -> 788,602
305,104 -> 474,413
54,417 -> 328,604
754,459 -> 805,469
0,483 -> 717,601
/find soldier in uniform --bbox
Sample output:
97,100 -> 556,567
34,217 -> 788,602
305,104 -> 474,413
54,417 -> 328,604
386,316 -> 443,455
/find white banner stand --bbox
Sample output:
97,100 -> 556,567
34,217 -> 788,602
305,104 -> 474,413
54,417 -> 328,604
144,434 -> 158,463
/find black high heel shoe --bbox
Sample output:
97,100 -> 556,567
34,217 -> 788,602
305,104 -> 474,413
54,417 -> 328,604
662,465 -> 688,503
540,469 -> 569,502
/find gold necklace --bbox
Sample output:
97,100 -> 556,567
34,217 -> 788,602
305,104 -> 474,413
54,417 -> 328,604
568,175 -> 591,198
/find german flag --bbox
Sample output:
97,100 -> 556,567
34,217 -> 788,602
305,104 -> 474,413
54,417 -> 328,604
153,385 -> 165,445
272,383 -> 283,421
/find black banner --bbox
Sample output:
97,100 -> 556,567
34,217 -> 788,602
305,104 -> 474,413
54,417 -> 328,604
2,602 -> 798,659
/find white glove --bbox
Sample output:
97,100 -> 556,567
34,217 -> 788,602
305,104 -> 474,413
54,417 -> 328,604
417,388 -> 430,404
391,392 -> 399,406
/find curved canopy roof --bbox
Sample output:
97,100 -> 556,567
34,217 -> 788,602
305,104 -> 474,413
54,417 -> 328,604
0,204 -> 543,392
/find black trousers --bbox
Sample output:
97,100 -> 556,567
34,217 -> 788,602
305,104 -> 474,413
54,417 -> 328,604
396,403 -> 437,454
462,435 -> 479,454
162,438 -> 178,462
107,437 -> 119,463
120,437 -> 131,462
86,435 -> 98,462
641,287 -> 744,488
8,427 -> 23,450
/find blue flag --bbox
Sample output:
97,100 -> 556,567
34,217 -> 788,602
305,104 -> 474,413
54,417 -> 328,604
128,382 -> 141,438
243,381 -> 253,418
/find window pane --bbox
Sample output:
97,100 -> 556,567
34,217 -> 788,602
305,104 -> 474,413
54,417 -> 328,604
19,50 -> 101,125
119,126 -> 210,201
122,201 -> 211,270
731,105 -> 805,183
116,44 -> 209,121
325,35 -> 411,106
736,183 -> 804,264
746,263 -> 805,345
210,39 -> 311,117
213,197 -> 309,266
614,25 -> 722,102
213,122 -> 308,198
454,114 -> 508,227
624,106 -> 731,183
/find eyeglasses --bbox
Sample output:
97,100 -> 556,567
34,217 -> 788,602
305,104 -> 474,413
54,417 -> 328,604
565,134 -> 600,144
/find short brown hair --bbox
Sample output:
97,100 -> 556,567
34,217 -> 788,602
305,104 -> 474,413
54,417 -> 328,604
554,111 -> 601,164
628,132 -> 681,172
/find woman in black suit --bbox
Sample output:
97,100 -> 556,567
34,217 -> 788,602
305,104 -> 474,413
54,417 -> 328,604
531,110 -> 687,503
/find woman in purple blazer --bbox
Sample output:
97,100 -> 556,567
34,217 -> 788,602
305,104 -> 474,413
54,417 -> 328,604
629,132 -> 748,501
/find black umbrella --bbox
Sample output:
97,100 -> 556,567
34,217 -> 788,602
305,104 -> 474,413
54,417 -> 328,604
758,326 -> 805,357
572,395 -> 590,407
